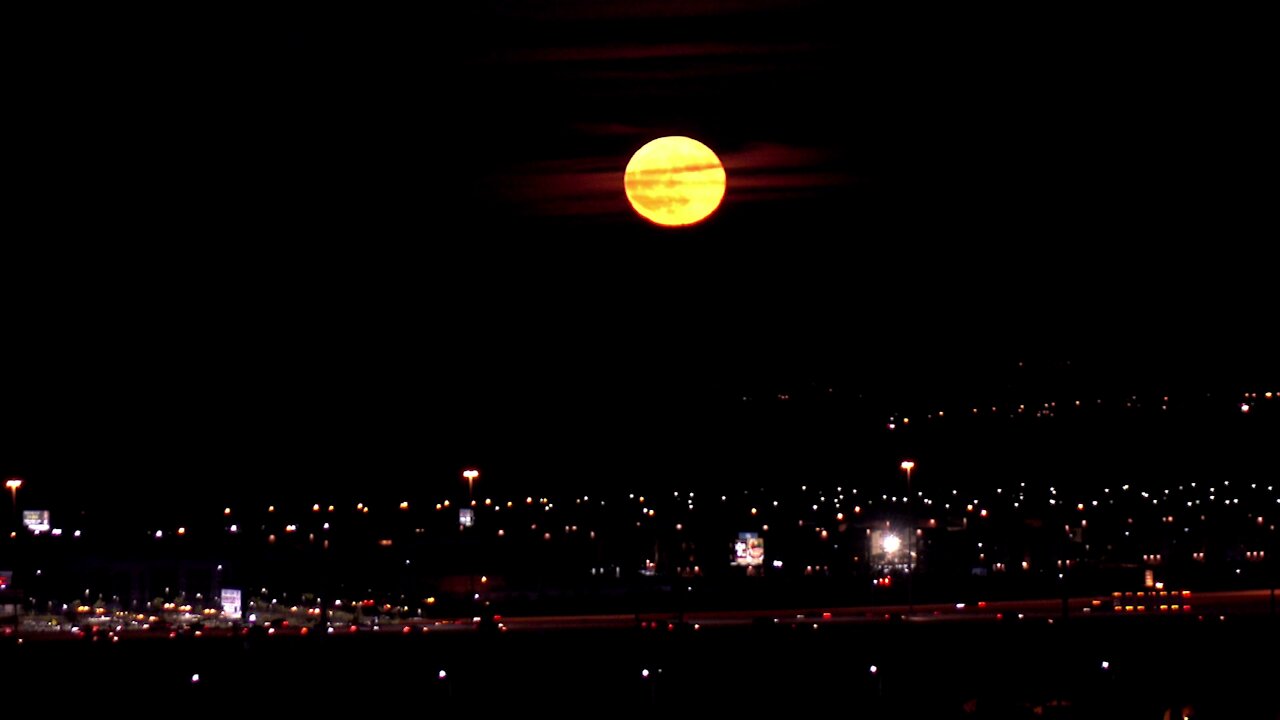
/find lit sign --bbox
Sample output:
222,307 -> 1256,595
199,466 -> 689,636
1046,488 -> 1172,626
221,588 -> 242,620
732,532 -> 764,566
22,510 -> 51,533
459,509 -> 474,528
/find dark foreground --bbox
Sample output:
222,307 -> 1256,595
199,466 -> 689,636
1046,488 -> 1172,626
3,616 -> 1276,718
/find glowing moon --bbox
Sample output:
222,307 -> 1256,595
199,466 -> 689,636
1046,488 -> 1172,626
624,136 -> 726,226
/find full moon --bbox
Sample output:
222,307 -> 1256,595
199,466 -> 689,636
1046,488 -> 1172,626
624,136 -> 726,226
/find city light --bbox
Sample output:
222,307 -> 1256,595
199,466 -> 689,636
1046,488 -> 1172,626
4,478 -> 22,505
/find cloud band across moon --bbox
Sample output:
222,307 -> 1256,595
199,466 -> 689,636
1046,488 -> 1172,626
491,141 -> 854,222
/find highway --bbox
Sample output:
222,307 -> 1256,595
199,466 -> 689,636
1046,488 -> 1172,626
494,588 -> 1277,632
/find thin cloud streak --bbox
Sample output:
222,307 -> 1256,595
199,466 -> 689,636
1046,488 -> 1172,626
481,0 -> 820,22
492,41 -> 816,65
494,141 -> 857,217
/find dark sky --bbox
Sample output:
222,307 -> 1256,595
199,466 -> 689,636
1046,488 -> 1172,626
4,5 -> 1274,506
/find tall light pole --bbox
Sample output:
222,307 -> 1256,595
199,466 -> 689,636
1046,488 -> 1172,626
463,469 -> 479,501
900,461 -> 915,617
461,469 -> 480,611
5,478 -> 22,522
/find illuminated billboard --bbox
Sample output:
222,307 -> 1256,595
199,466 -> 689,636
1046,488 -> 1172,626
0,570 -> 11,590
732,532 -> 764,566
221,588 -> 242,620
870,528 -> 913,570
22,510 -> 50,533
459,509 -> 474,528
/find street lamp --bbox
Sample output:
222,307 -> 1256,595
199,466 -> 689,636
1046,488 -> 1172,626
5,478 -> 21,506
461,469 -> 481,608
900,461 -> 915,617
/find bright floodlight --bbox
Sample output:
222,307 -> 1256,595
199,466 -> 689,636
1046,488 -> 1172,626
900,461 -> 915,471
882,534 -> 902,554
4,479 -> 22,490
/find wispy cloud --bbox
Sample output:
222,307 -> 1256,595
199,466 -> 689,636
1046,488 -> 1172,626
492,155 -> 628,218
721,143 -> 857,200
491,40 -> 814,65
493,141 -> 856,217
483,0 -> 819,22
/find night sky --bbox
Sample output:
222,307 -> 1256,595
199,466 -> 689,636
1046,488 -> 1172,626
4,5 -> 1274,510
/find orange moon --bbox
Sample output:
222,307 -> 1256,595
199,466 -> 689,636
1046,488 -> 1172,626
624,136 -> 726,226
